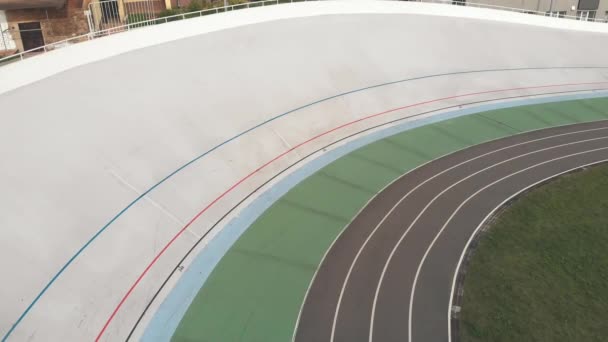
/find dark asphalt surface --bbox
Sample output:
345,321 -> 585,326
294,120 -> 608,342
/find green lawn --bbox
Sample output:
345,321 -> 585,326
461,163 -> 608,342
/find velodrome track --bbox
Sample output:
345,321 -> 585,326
294,121 -> 608,342
2,1 -> 608,341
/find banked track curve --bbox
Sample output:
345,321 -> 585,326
295,120 -> 608,342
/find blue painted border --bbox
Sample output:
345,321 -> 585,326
142,91 -> 608,341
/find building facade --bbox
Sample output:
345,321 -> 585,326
0,0 -> 178,53
0,0 -> 230,53
467,0 -> 608,21
0,0 -> 90,52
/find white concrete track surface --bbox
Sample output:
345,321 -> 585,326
1,1 -> 608,341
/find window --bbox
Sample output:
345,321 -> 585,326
577,10 -> 596,21
546,11 -> 567,18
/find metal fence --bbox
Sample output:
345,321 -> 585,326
426,0 -> 608,22
88,0 -> 165,34
1,0 -> 607,66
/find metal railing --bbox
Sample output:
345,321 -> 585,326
425,0 -> 608,23
88,0 -> 164,33
0,0 -> 320,65
1,0 -> 607,66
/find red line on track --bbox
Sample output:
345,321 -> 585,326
95,81 -> 608,341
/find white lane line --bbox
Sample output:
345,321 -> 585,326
328,127 -> 608,342
446,158 -> 608,342
293,123 -> 608,342
407,146 -> 608,342
323,126 -> 608,342
290,189 -> 376,342
365,135 -> 608,342
328,126 -> 608,342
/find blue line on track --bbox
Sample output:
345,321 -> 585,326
2,65 -> 607,341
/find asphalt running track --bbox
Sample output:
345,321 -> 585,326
294,120 -> 608,342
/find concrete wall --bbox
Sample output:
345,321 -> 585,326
1,2 -> 608,341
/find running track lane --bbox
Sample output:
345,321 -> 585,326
8,67 -> 604,342
92,81 -> 608,341
293,122 -> 608,341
